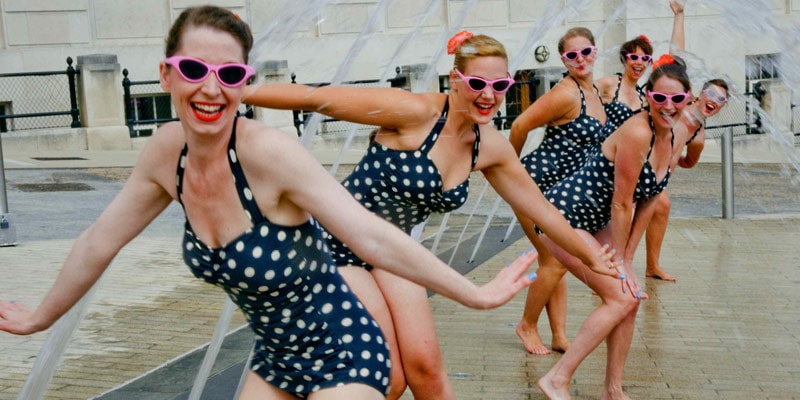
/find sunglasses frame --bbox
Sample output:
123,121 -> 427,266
625,53 -> 653,63
702,87 -> 728,104
647,91 -> 691,105
453,69 -> 515,94
164,56 -> 255,88
561,46 -> 596,61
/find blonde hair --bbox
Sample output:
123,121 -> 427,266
452,34 -> 508,71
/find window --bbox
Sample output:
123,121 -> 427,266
0,102 -> 12,133
130,94 -> 173,137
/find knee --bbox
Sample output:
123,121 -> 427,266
386,374 -> 407,400
654,194 -> 671,217
404,355 -> 447,388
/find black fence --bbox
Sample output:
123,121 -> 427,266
121,69 -> 255,137
0,57 -> 80,132
122,69 -> 176,137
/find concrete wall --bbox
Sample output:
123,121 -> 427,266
1,1 -> 799,152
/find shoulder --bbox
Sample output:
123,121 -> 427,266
595,75 -> 615,91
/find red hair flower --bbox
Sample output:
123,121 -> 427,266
447,30 -> 474,55
638,34 -> 651,45
652,54 -> 675,70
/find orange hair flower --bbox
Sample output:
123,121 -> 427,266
447,30 -> 474,55
652,54 -> 675,70
638,34 -> 651,45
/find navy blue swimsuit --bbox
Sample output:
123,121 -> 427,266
520,76 -> 613,193
545,120 -> 673,233
326,99 -> 480,269
604,73 -> 646,132
176,120 -> 390,397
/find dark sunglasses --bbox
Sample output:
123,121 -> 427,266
454,69 -> 514,94
164,56 -> 255,87
625,53 -> 652,63
561,46 -> 596,60
647,91 -> 690,105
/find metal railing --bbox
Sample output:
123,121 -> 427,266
0,57 -> 81,132
122,69 -> 177,137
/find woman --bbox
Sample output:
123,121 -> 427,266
644,78 -> 729,281
595,33 -> 653,131
243,31 -> 617,399
538,56 -> 691,399
0,7 -> 541,399
509,27 -> 613,355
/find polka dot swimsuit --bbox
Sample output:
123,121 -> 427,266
520,76 -> 613,193
326,99 -> 480,269
545,120 -> 673,233
176,121 -> 391,397
604,73 -> 646,132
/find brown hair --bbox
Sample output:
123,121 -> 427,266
645,55 -> 691,93
702,79 -> 729,97
619,37 -> 653,64
165,6 -> 253,63
557,27 -> 595,55
452,34 -> 508,71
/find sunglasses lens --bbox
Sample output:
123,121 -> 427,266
642,55 -> 651,62
672,94 -> 687,104
178,59 -> 209,81
581,47 -> 593,56
492,80 -> 512,93
218,66 -> 248,86
466,78 -> 487,91
651,93 -> 667,104
564,51 -> 577,60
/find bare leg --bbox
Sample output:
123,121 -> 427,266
537,230 -> 640,400
238,371 -> 385,400
645,190 -> 677,281
373,268 -> 456,400
516,215 -> 569,355
338,267 -> 407,400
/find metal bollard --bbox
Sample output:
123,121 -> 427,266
721,127 -> 734,219
0,134 -> 19,246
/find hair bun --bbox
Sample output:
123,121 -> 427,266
447,30 -> 474,55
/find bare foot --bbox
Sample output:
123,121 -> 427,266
646,265 -> 677,282
516,322 -> 551,355
551,334 -> 569,354
600,386 -> 632,400
538,372 -> 571,400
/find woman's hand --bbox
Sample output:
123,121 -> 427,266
670,0 -> 685,15
472,249 -> 538,309
0,300 -> 41,335
619,258 -> 645,299
586,243 -> 622,279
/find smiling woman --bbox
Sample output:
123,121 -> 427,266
0,6 -> 542,400
242,30 -> 617,399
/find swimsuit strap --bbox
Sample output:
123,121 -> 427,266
685,125 -> 702,145
470,123 -> 481,169
568,75 -> 588,115
646,116 -> 676,159
612,73 -> 623,102
419,98 -> 450,153
226,118 -> 267,225
175,117 -> 264,225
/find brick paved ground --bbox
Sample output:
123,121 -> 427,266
2,150 -> 800,399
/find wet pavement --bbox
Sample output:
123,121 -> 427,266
1,147 -> 800,399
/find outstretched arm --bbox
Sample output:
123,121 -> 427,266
669,0 -> 686,54
243,83 -> 441,132
239,124 -> 536,310
479,129 -> 618,277
0,131 -> 178,335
